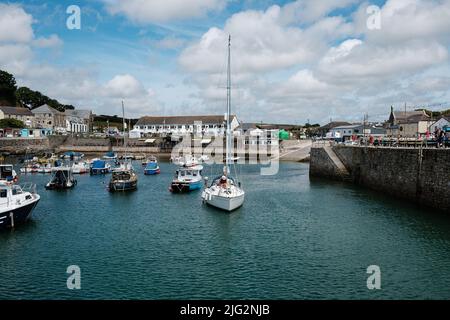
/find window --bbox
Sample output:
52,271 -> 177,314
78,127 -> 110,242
0,189 -> 7,198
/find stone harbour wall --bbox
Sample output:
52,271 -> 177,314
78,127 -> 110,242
0,137 -> 51,154
311,145 -> 450,212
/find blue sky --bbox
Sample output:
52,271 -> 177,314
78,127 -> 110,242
1,0 -> 450,124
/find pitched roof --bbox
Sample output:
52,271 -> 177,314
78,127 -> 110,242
0,106 -> 33,116
32,104 -> 62,114
333,124 -> 363,130
136,115 -> 235,126
393,110 -> 430,123
320,121 -> 352,130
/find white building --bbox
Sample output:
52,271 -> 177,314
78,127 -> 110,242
65,110 -> 92,133
133,115 -> 240,136
329,124 -> 386,141
430,117 -> 450,132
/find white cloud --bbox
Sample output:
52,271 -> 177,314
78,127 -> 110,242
0,44 -> 33,76
0,4 -> 34,43
33,34 -> 63,49
354,0 -> 450,44
283,0 -> 361,23
102,0 -> 225,24
319,40 -> 448,82
179,4 -> 353,74
105,74 -> 146,98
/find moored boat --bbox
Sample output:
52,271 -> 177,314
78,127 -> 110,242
103,151 -> 117,160
144,159 -> 160,175
61,151 -> 84,160
72,161 -> 89,174
90,159 -> 111,175
45,167 -> 77,190
108,163 -> 138,192
0,164 -> 18,184
0,183 -> 40,229
201,36 -> 245,212
170,164 -> 203,193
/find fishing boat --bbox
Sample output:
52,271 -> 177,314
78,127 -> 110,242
72,161 -> 89,174
170,164 -> 203,193
0,183 -> 40,229
0,165 -> 18,184
202,36 -> 245,212
45,167 -> 77,190
103,151 -> 117,160
144,157 -> 160,175
90,159 -> 111,175
109,163 -> 138,192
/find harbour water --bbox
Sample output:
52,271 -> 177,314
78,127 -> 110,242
1,161 -> 449,300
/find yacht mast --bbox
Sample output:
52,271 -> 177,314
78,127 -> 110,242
225,35 -> 232,176
122,100 -> 126,148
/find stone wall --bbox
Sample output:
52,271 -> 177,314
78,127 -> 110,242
0,137 -> 51,154
310,147 -> 345,180
313,145 -> 450,212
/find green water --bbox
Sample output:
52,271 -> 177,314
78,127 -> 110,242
0,162 -> 449,300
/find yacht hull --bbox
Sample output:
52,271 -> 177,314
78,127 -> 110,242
0,197 -> 40,229
203,192 -> 245,212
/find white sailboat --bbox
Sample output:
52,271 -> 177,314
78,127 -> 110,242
202,35 -> 245,212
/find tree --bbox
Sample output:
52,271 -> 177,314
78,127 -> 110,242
0,70 -> 17,106
0,118 -> 25,128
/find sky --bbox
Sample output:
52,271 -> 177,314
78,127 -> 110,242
1,0 -> 450,124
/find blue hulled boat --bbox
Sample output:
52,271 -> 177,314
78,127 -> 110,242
170,165 -> 203,193
144,157 -> 160,175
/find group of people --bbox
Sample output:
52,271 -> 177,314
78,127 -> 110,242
433,128 -> 448,148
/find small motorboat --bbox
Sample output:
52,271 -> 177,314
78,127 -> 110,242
0,165 -> 18,184
120,154 -> 135,161
170,164 -> 203,193
0,183 -> 40,229
72,161 -> 89,174
20,163 -> 40,174
61,151 -> 84,160
144,157 -> 160,175
37,163 -> 52,174
45,167 -> 77,190
103,152 -> 117,160
90,159 -> 111,175
109,163 -> 138,192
